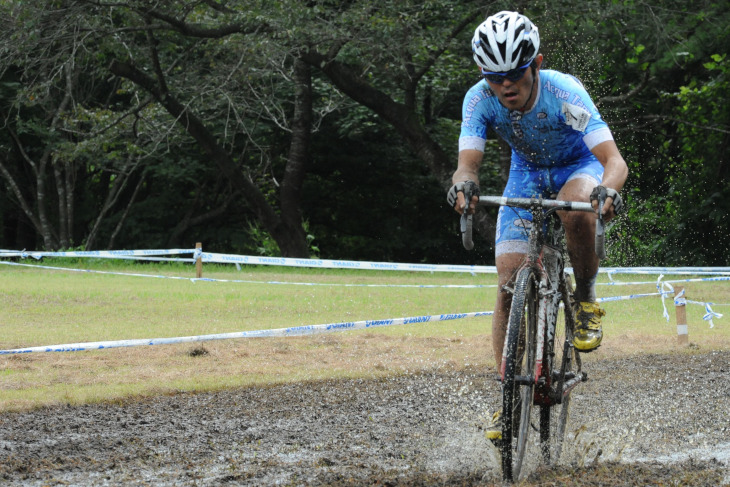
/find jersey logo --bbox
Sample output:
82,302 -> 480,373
509,110 -> 524,139
562,102 -> 591,132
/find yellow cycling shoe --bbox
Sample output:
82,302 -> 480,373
573,301 -> 605,352
485,409 -> 503,444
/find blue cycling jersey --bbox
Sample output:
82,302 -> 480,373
459,69 -> 614,255
459,69 -> 613,166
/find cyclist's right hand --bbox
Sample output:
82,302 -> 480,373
447,180 -> 480,215
590,185 -> 624,221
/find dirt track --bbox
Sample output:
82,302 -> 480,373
1,350 -> 729,486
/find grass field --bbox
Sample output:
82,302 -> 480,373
2,259 -> 729,412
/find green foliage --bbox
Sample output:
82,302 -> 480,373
245,219 -> 319,258
246,221 -> 281,257
611,44 -> 730,265
1,0 -> 729,266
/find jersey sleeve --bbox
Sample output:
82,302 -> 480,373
458,83 -> 490,152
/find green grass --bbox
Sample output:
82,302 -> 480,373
1,259 -> 728,411
1,260 -> 495,345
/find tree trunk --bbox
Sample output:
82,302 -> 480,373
84,162 -> 138,251
299,49 -> 497,244
107,174 -> 146,250
52,156 -> 70,249
300,50 -> 453,185
108,59 -> 311,257
275,57 -> 312,258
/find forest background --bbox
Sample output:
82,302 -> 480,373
0,0 -> 727,267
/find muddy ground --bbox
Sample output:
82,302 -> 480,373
1,350 -> 729,486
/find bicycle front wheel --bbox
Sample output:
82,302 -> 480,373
501,268 -> 539,482
539,273 -> 576,465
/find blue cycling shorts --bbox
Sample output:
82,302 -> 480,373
495,158 -> 604,256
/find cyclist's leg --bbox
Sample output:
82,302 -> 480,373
554,160 -> 606,351
493,251 -> 526,369
486,270 -> 512,443
553,158 -> 602,298
557,175 -> 599,287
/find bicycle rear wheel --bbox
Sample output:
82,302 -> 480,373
501,268 -> 539,482
539,274 -> 576,464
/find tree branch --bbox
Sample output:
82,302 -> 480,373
413,10 -> 481,83
299,48 -> 451,182
142,9 -> 266,38
597,69 -> 651,107
108,59 -> 280,232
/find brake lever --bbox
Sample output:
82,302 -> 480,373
460,181 -> 476,250
595,194 -> 606,260
461,211 -> 474,250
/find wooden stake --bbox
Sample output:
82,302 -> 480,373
675,286 -> 688,346
195,242 -> 203,279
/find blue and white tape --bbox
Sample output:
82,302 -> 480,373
700,303 -> 723,328
5,247 -> 730,276
0,311 -> 494,354
1,248 -> 727,355
0,261 -> 500,289
0,248 -> 194,260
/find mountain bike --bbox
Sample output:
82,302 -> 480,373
460,194 -> 605,482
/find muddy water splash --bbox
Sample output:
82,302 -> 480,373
0,351 -> 727,486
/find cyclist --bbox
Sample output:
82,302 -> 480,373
447,11 -> 628,441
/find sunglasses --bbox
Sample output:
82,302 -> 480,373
483,62 -> 532,84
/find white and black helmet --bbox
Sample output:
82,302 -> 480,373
472,11 -> 540,73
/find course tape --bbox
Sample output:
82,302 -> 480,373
0,261 -> 500,289
4,248 -> 730,275
657,275 -> 724,328
5,259 -> 730,291
0,311 -> 494,355
0,280 -> 723,354
2,259 -> 726,326
0,248 -> 193,260
0,249 -> 495,274
1,250 -> 726,354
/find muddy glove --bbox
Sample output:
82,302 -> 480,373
447,180 -> 480,213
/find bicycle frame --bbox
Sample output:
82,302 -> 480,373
460,195 -> 598,481
480,197 -> 593,406
496,205 -> 560,399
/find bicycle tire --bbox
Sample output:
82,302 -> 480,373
501,268 -> 539,482
539,273 -> 576,464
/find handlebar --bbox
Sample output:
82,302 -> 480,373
460,196 -> 606,259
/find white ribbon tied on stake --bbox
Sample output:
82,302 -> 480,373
674,288 -> 687,306
660,276 -> 723,328
657,274 -> 675,322
702,303 -> 722,328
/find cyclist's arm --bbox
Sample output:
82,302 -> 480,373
451,149 -> 483,214
590,140 -> 628,219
